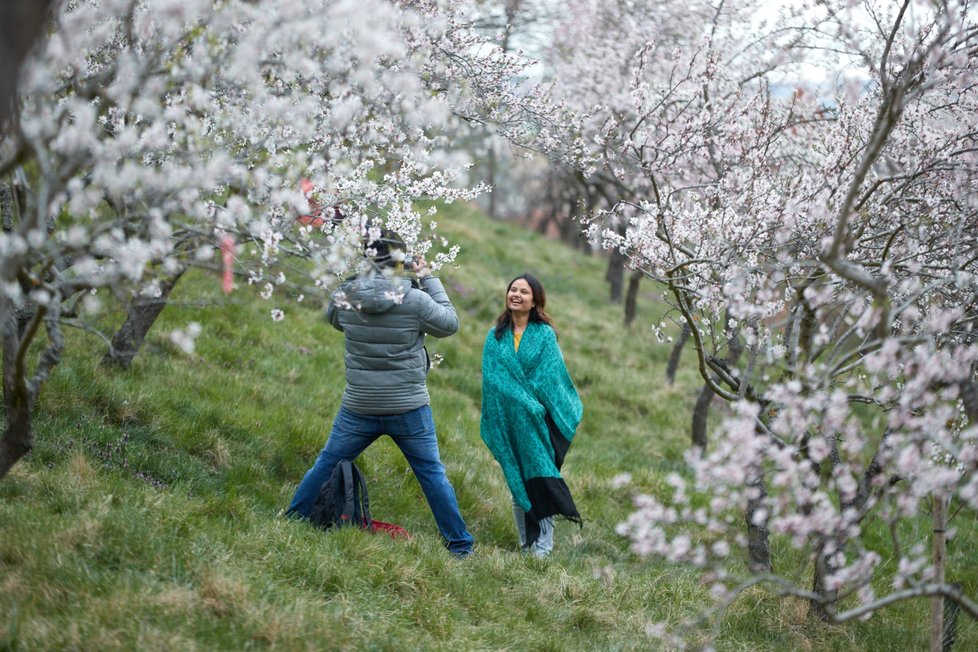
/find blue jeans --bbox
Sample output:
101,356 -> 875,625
288,405 -> 474,555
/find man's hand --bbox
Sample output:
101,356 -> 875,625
411,257 -> 432,279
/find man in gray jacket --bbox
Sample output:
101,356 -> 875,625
287,230 -> 474,557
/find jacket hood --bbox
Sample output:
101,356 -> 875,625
336,275 -> 412,314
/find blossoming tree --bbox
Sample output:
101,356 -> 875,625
551,0 -> 978,643
0,0 -> 580,478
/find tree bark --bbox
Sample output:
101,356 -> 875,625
746,473 -> 771,573
536,168 -> 559,235
691,382 -> 714,451
101,268 -> 186,369
1,0 -> 55,127
1,183 -> 13,231
558,193 -> 579,246
960,378 -> 978,424
606,217 -> 627,302
808,434 -> 895,621
1,311 -> 35,479
691,322 -> 743,451
623,269 -> 642,326
931,493 -> 948,652
605,251 -> 624,302
809,436 -> 846,620
0,391 -> 33,479
944,583 -> 961,652
665,323 -> 691,384
0,402 -> 34,479
810,539 -> 839,621
486,143 -> 498,219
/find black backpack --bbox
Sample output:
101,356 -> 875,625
309,460 -> 372,530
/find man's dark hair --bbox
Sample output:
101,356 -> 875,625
365,228 -> 406,268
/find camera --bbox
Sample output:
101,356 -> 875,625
402,255 -> 416,269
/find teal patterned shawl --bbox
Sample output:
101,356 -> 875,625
480,321 -> 583,528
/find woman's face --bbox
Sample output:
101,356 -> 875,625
507,279 -> 535,317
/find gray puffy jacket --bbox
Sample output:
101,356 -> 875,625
326,273 -> 458,415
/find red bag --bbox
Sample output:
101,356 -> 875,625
371,520 -> 411,540
296,178 -> 345,227
296,178 -> 326,227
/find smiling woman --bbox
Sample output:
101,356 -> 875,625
506,277 -> 539,350
479,274 -> 583,558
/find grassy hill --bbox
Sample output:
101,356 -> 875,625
1,203 -> 975,650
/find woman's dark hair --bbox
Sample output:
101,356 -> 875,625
493,273 -> 557,339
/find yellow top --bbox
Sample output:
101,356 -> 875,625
513,331 -> 523,352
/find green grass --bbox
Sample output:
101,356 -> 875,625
2,202 -> 976,650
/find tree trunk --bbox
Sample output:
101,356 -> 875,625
536,169 -> 558,235
623,269 -> 642,326
486,143 -> 498,219
810,539 -> 839,621
691,320 -> 742,451
745,473 -> 771,573
535,210 -> 556,236
1,183 -> 13,231
809,438 -> 844,620
0,393 -> 33,479
559,194 -> 578,246
665,323 -> 691,384
605,251 -> 624,302
691,382 -> 713,451
736,324 -> 766,566
960,379 -> 978,423
932,493 -> 948,652
101,268 -> 186,369
0,312 -> 35,480
1,0 -> 55,126
944,583 -> 961,652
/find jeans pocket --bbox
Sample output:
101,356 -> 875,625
336,406 -> 367,435
417,405 -> 434,433
399,405 -> 433,437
